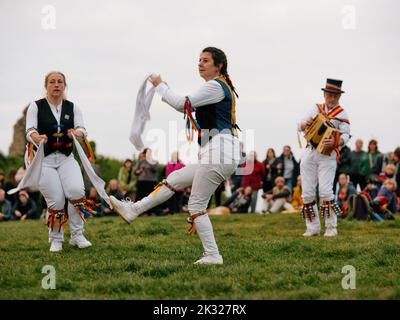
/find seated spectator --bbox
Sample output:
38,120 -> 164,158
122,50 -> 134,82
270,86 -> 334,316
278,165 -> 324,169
262,176 -> 294,214
103,179 -> 124,216
87,187 -> 104,217
374,147 -> 400,197
377,164 -> 396,185
118,159 -> 136,196
12,190 -> 38,220
363,178 -> 379,199
335,173 -> 357,214
292,175 -> 303,210
221,186 -> 252,213
370,179 -> 398,215
0,188 -> 13,222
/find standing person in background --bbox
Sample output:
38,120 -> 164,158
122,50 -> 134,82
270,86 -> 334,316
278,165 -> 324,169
262,148 -> 277,194
134,148 -> 160,215
230,142 -> 246,193
241,151 -> 266,213
273,145 -> 299,192
333,144 -> 351,192
367,139 -> 381,183
349,139 -> 369,191
118,159 -> 136,198
164,151 -> 185,214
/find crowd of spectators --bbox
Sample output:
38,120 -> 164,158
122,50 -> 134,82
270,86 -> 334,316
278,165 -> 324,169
1,139 -> 399,223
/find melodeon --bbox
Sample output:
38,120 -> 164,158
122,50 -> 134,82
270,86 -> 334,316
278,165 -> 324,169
304,113 -> 341,156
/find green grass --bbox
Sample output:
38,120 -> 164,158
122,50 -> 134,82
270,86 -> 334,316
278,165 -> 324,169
1,213 -> 399,299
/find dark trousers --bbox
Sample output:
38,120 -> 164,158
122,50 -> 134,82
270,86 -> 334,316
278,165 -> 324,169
166,191 -> 184,214
350,174 -> 367,191
136,180 -> 161,215
207,186 -> 224,209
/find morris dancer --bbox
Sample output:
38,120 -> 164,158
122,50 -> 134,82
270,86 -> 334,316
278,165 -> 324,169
26,71 -> 97,252
298,78 -> 351,237
111,47 -> 241,265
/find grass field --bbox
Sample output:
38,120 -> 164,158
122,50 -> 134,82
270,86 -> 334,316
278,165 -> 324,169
1,213 -> 399,300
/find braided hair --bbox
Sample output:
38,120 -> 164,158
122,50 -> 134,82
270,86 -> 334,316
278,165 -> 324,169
202,47 -> 239,98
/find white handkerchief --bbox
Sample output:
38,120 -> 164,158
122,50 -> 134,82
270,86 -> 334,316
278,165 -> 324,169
8,141 -> 44,195
129,74 -> 156,151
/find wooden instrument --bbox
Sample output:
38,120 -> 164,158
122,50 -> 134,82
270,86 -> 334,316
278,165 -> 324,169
304,113 -> 341,156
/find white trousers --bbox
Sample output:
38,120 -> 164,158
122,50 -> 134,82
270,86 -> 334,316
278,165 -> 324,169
39,153 -> 86,243
133,134 -> 241,256
300,147 -> 337,230
265,198 -> 294,213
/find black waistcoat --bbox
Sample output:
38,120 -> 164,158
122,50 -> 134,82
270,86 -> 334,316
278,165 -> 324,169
36,98 -> 74,156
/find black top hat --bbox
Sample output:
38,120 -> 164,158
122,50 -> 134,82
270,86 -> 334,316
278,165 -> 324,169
321,78 -> 345,94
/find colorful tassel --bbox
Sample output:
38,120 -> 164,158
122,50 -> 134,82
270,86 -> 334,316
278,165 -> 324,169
150,182 -> 163,197
28,142 -> 35,165
186,211 -> 208,235
47,208 -> 68,232
183,97 -> 201,143
82,138 -> 95,163
70,197 -> 98,221
302,202 -> 315,222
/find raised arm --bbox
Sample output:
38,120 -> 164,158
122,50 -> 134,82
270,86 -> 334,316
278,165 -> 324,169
152,77 -> 225,113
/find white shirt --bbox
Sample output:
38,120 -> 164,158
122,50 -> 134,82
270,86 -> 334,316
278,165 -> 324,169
155,79 -> 225,112
25,99 -> 87,141
299,104 -> 351,145
155,77 -> 240,164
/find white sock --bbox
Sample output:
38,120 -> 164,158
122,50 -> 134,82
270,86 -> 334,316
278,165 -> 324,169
194,214 -> 220,256
305,204 -> 320,232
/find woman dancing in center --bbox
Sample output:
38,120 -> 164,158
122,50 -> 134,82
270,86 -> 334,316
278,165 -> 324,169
111,47 -> 241,265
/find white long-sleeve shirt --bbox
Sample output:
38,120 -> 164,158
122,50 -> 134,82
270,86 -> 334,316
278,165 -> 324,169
298,104 -> 351,145
25,99 -> 87,142
155,79 -> 225,112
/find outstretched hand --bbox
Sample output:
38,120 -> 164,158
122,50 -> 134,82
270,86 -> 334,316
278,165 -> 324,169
149,74 -> 163,87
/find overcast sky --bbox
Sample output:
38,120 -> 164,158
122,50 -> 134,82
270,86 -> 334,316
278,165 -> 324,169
1,0 -> 399,163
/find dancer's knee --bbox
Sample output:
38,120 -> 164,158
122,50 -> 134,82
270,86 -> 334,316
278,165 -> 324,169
165,170 -> 186,190
46,194 -> 65,211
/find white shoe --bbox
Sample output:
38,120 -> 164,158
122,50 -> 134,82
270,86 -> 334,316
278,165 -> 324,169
324,227 -> 338,237
110,196 -> 139,224
50,241 -> 63,252
194,254 -> 223,265
302,230 -> 320,237
69,235 -> 92,249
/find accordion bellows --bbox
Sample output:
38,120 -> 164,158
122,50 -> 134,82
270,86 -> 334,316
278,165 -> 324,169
304,113 -> 340,156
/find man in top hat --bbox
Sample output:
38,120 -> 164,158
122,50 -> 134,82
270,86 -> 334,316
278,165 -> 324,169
298,78 -> 351,237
